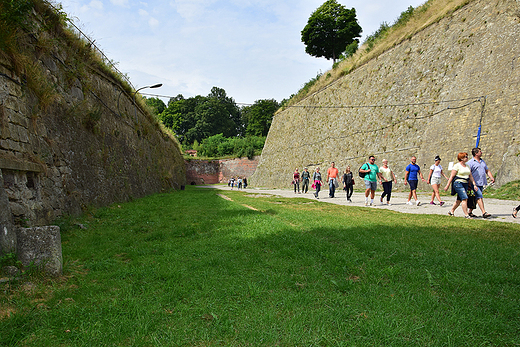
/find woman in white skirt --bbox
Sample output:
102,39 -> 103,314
428,155 -> 449,205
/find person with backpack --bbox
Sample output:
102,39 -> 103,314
359,156 -> 382,206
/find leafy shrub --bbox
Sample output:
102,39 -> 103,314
364,22 -> 390,53
198,134 -> 265,158
394,6 -> 415,28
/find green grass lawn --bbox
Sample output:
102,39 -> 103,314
1,186 -> 520,346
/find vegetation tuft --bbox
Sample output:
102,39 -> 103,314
1,186 -> 519,345
0,0 -> 175,143
483,179 -> 520,201
290,0 -> 476,105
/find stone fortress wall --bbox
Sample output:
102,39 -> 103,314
0,7 -> 186,256
252,0 -> 520,189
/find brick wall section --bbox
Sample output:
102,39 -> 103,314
185,156 -> 259,185
185,160 -> 220,185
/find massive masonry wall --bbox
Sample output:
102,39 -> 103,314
0,15 -> 185,229
252,0 -> 520,189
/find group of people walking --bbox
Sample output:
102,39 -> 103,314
228,176 -> 247,190
291,147 -> 496,219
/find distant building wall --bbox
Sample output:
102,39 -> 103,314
185,157 -> 259,185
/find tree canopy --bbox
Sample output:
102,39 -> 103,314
241,99 -> 279,137
301,0 -> 362,63
145,87 -> 279,150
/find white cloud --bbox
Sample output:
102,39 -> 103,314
59,0 -> 427,103
170,0 -> 217,21
110,0 -> 129,7
148,17 -> 159,28
87,0 -> 103,11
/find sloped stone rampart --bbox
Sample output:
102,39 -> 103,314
0,14 -> 186,233
252,0 -> 520,189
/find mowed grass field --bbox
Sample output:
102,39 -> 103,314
1,186 -> 519,346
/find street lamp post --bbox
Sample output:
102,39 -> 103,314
117,83 -> 163,121
132,83 -> 162,122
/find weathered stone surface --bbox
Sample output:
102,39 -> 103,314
0,171 -> 16,256
2,265 -> 20,277
252,0 -> 520,189
70,86 -> 84,101
16,226 -> 62,277
0,5 -> 186,227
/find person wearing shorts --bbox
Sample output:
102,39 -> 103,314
359,156 -> 382,206
444,152 -> 479,218
404,156 -> 426,206
467,147 -> 495,218
428,155 -> 449,205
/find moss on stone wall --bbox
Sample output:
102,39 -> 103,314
0,1 -> 186,226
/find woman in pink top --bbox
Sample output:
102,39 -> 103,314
293,168 -> 301,194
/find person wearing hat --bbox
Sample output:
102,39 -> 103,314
428,155 -> 449,205
301,167 -> 311,193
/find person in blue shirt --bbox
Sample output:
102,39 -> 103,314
467,147 -> 494,218
404,156 -> 426,206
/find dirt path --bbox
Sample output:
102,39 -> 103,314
203,185 -> 520,224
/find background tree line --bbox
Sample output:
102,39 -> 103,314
145,0 -> 367,159
145,87 -> 280,158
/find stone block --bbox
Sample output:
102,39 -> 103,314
41,56 -> 58,72
9,111 -> 29,128
0,124 -> 11,139
8,124 -> 19,141
70,86 -> 84,101
16,226 -> 62,277
7,139 -> 22,152
0,171 -> 16,256
18,126 -> 29,143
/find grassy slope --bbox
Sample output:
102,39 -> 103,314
289,0 -> 475,106
1,186 -> 519,346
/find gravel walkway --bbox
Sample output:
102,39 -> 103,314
203,185 -> 520,224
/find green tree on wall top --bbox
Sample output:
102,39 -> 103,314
301,0 -> 362,64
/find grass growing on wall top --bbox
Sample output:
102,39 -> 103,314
0,0 -> 176,144
289,0 -> 477,106
1,186 -> 519,345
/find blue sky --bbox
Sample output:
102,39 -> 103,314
56,0 -> 426,104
